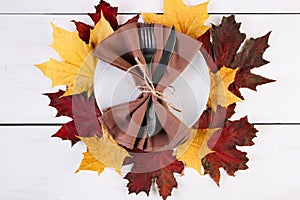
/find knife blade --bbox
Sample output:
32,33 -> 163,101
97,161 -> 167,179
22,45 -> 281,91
152,26 -> 176,86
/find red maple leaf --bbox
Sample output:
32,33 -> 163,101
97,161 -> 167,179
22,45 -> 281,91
197,103 -> 236,129
72,21 -> 93,44
212,15 -> 246,70
45,90 -> 102,146
124,149 -> 184,200
229,32 -> 276,99
198,29 -> 219,73
73,0 -> 139,43
201,117 -> 258,185
200,15 -> 274,99
89,0 -> 119,30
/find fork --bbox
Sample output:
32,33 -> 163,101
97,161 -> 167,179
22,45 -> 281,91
138,23 -> 157,138
139,23 -> 156,76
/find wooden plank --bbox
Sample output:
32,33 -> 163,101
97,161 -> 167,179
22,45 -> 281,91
0,0 -> 299,14
0,15 -> 299,123
0,126 -> 299,199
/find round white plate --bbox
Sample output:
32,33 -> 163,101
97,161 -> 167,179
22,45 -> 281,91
94,51 -> 210,128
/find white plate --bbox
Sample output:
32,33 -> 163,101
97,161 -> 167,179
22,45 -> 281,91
94,51 -> 210,128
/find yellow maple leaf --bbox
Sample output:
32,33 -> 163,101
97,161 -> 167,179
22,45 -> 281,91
78,126 -> 130,175
36,13 -> 113,96
208,67 -> 243,111
142,0 -> 210,38
177,128 -> 217,174
76,152 -> 105,176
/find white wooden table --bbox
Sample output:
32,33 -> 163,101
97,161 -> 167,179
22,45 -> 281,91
0,0 -> 299,199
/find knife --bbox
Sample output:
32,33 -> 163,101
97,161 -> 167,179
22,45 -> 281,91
152,26 -> 176,86
146,26 -> 176,137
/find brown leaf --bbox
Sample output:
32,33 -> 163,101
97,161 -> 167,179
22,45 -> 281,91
229,32 -> 275,99
212,15 -> 246,70
201,117 -> 258,185
198,104 -> 236,129
124,149 -> 184,200
230,32 -> 271,69
45,90 -> 102,146
89,0 -> 119,30
72,21 -> 93,44
198,29 -> 219,73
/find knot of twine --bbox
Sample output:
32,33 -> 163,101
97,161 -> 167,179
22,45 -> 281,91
126,57 -> 182,112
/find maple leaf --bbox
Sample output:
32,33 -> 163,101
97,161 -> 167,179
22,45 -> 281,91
212,15 -> 246,70
79,127 -> 130,173
75,152 -> 105,175
45,90 -> 102,146
201,117 -> 258,186
229,32 -> 275,99
198,29 -> 219,73
74,1 -> 139,43
142,0 -> 210,38
89,0 -> 118,30
176,128 -> 217,174
36,15 -> 113,97
208,67 -> 242,111
72,21 -> 93,44
207,15 -> 274,99
124,149 -> 184,200
197,104 -> 236,129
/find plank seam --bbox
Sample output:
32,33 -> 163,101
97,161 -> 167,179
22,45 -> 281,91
0,12 -> 300,16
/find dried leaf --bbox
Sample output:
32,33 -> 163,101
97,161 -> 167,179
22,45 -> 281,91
176,129 -> 217,174
36,16 -> 113,96
89,0 -> 118,30
142,0 -> 209,38
212,15 -> 246,70
72,21 -> 93,44
76,152 -> 105,175
75,1 -> 139,43
198,104 -> 236,129
45,90 -> 102,146
90,13 -> 115,47
198,29 -> 219,73
80,127 -> 130,173
229,32 -> 275,99
208,67 -> 242,111
124,149 -> 184,200
201,117 -> 258,185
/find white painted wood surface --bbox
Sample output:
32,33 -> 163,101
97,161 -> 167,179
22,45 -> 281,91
0,14 -> 300,123
0,0 -> 299,13
0,126 -> 299,199
0,0 -> 299,200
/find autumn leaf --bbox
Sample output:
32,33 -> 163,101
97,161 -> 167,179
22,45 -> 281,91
207,15 -> 274,99
212,15 -> 246,70
124,149 -> 184,200
79,127 -> 130,173
45,90 -> 102,146
208,67 -> 242,111
72,21 -> 93,44
142,0 -> 210,38
76,152 -> 105,175
176,129 -> 217,174
197,104 -> 236,129
198,29 -> 219,73
201,117 -> 258,185
89,0 -> 119,30
36,15 -> 113,97
74,0 -> 139,43
229,32 -> 275,99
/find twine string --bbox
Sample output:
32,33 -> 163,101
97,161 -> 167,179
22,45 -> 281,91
126,57 -> 182,112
